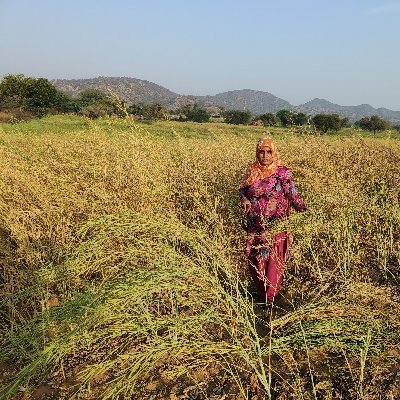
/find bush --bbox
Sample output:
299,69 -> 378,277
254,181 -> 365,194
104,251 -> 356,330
393,125 -> 400,132
340,117 -> 350,128
0,74 -> 27,109
255,113 -> 278,127
276,109 -> 296,127
52,91 -> 77,113
223,110 -> 252,125
294,112 -> 308,126
358,115 -> 389,133
79,102 -> 114,119
142,103 -> 167,120
0,109 -> 34,123
0,74 -> 73,116
182,105 -> 210,123
24,78 -> 59,112
311,114 -> 342,133
127,103 -> 145,116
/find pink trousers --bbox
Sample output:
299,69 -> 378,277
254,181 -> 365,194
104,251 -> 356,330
247,231 -> 291,303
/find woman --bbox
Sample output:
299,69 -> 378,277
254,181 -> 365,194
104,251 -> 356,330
239,137 -> 306,304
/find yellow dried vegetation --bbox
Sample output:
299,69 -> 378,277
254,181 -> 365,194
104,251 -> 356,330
0,115 -> 399,399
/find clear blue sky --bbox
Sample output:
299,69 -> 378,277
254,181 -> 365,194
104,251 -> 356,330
1,0 -> 399,109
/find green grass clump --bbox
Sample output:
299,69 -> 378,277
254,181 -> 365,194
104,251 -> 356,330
1,211 -> 269,399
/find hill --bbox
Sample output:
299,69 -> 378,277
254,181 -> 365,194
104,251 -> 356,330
199,89 -> 292,114
52,77 -> 400,123
296,98 -> 400,123
52,76 -> 180,105
52,78 -> 291,114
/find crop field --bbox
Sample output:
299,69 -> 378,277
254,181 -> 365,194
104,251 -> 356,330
0,115 -> 399,399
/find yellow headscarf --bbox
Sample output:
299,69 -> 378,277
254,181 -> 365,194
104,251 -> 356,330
240,137 -> 284,188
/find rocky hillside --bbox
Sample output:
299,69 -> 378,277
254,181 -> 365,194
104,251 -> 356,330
296,98 -> 400,123
52,77 -> 180,106
53,78 -> 291,114
199,89 -> 292,114
53,77 -> 400,123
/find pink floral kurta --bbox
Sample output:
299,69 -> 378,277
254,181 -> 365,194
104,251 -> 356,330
239,166 -> 306,303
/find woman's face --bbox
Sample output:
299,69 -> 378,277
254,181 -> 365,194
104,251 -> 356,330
257,148 -> 273,166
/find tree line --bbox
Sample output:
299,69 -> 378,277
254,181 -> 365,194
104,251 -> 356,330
0,74 -> 126,120
223,109 -> 398,134
1,74 -> 399,133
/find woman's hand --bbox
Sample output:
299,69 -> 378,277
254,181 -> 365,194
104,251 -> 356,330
241,197 -> 251,214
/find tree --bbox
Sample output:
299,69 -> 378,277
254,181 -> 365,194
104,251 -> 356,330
184,104 -> 210,122
142,103 -> 167,120
340,117 -> 350,128
0,74 -> 69,116
128,102 -> 168,120
79,89 -> 110,107
294,112 -> 308,126
311,114 -> 342,133
223,110 -> 252,125
393,125 -> 400,132
276,109 -> 296,127
128,103 -> 145,116
256,113 -> 278,127
24,78 -> 60,115
79,103 -> 114,119
52,91 -> 76,113
357,117 -> 370,130
0,74 -> 27,109
369,115 -> 388,133
76,89 -> 119,118
358,115 -> 388,133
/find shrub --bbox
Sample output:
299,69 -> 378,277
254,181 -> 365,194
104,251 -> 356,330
358,115 -> 389,133
311,113 -> 342,133
78,89 -> 110,107
0,109 -> 34,123
276,109 -> 296,127
182,104 -> 210,122
127,103 -> 145,116
142,103 -> 167,120
79,102 -> 114,119
255,113 -> 278,127
223,110 -> 252,125
294,112 -> 308,126
0,74 -> 72,116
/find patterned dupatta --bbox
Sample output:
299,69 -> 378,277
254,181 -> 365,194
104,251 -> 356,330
240,137 -> 285,188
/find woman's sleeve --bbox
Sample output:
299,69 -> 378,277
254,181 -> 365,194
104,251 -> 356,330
239,186 -> 249,200
281,168 -> 307,212
239,165 -> 252,200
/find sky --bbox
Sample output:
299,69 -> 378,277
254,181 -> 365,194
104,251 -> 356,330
1,0 -> 399,110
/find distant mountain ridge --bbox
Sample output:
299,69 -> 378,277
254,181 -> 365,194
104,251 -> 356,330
52,77 -> 400,123
200,90 -> 291,114
294,98 -> 400,123
53,77 -> 179,105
